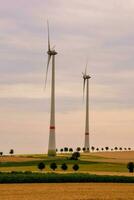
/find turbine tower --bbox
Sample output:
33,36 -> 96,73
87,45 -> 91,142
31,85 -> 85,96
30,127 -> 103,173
45,22 -> 57,156
82,66 -> 91,152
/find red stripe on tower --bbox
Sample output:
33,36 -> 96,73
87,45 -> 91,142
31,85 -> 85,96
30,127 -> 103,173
85,132 -> 89,135
50,126 -> 55,129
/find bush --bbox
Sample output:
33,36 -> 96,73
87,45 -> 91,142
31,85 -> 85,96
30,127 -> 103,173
127,162 -> 134,173
72,164 -> 79,171
50,163 -> 57,171
61,163 -> 68,171
38,162 -> 45,171
24,171 -> 32,174
0,172 -> 134,183
70,152 -> 80,160
11,171 -> 23,174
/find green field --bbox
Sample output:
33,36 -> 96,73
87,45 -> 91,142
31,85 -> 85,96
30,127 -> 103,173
0,152 -> 133,174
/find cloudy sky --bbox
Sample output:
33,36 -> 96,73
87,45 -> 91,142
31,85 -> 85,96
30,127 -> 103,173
0,0 -> 134,154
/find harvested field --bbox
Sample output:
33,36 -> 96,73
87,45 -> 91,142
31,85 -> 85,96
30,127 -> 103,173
0,156 -> 43,163
0,183 -> 134,200
92,151 -> 134,160
82,151 -> 134,163
1,151 -> 133,163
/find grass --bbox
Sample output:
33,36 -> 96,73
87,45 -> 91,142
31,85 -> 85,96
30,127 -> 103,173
0,159 -> 127,172
0,151 -> 133,173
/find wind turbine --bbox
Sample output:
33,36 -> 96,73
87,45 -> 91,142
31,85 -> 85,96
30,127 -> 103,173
45,21 -> 57,156
82,65 -> 91,152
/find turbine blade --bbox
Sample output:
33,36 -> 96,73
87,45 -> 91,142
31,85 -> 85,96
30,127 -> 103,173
85,67 -> 86,75
47,20 -> 50,51
83,78 -> 86,100
44,54 -> 51,89
85,59 -> 88,75
51,45 -> 56,50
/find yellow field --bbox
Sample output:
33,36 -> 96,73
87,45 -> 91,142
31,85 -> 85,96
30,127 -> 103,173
92,151 -> 134,161
0,156 -> 42,162
82,151 -> 134,163
0,183 -> 134,200
1,151 -> 134,163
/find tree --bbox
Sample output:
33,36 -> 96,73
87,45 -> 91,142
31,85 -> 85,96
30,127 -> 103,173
64,147 -> 68,152
124,148 -> 127,151
0,152 -> 3,156
105,147 -> 109,151
70,152 -> 80,160
9,149 -> 14,156
91,146 -> 95,152
101,148 -> 104,151
127,162 -> 134,173
76,147 -> 81,152
114,147 -> 118,151
96,148 -> 99,152
61,163 -> 68,171
128,148 -> 131,151
38,162 -> 45,171
50,162 -> 57,171
56,149 -> 58,152
60,148 -> 63,153
82,147 -> 86,152
69,148 -> 73,153
119,147 -> 122,151
73,164 -> 79,171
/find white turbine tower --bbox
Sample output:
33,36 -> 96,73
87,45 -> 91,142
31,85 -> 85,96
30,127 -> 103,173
82,66 -> 91,152
45,22 -> 57,156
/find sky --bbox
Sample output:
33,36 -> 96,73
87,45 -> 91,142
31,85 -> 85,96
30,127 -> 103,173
0,0 -> 134,154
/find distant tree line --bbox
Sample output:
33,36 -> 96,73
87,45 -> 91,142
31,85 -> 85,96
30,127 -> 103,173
0,146 -> 132,156
0,149 -> 14,157
57,146 -> 132,153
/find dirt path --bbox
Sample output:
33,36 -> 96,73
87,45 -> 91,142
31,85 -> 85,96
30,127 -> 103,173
0,183 -> 134,200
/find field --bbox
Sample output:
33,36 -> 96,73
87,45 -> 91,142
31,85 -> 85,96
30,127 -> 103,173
0,152 -> 134,199
0,151 -> 134,176
0,183 -> 134,200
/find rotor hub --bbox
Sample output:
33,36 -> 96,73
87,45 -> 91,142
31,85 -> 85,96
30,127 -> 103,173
83,75 -> 91,79
47,50 -> 58,56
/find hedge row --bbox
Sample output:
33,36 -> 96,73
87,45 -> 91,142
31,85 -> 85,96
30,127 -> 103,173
0,172 -> 134,183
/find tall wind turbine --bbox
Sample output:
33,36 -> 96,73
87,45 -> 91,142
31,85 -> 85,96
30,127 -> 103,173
45,21 -> 57,156
82,66 -> 91,152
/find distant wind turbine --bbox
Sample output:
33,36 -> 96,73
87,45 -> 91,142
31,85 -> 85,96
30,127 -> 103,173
45,21 -> 57,156
82,64 -> 91,152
